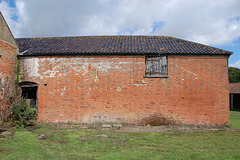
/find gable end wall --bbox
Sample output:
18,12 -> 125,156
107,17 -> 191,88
0,12 -> 18,121
0,40 -> 18,121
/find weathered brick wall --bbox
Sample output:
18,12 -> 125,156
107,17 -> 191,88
0,13 -> 16,46
168,56 -> 229,124
0,13 -> 18,121
18,55 -> 229,125
0,40 -> 18,121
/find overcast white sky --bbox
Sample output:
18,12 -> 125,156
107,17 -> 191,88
1,0 -> 240,67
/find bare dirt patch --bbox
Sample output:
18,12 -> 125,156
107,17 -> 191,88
0,123 -> 14,138
0,148 -> 12,154
25,125 -> 41,131
116,125 -> 235,133
49,139 -> 68,144
50,123 -> 234,133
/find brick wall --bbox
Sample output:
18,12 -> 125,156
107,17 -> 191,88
0,12 -> 18,121
18,55 -> 229,125
0,13 -> 16,46
0,40 -> 18,121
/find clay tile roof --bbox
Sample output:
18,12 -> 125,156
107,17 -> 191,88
230,83 -> 240,94
15,36 -> 232,56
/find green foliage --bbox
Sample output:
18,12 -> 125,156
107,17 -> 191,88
67,121 -> 73,125
14,124 -> 25,131
229,67 -> 240,83
11,99 -> 36,126
14,59 -> 19,86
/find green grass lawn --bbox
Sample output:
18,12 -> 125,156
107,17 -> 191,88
0,112 -> 240,160
229,111 -> 240,129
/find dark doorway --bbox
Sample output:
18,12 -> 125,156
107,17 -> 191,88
230,94 -> 240,111
19,82 -> 38,112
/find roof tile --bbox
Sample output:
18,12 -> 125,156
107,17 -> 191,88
15,36 -> 232,56
230,83 -> 240,94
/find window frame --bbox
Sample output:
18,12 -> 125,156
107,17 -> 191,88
144,56 -> 168,78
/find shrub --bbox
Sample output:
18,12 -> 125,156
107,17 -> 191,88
11,99 -> 36,126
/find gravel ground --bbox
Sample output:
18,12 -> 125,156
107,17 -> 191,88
0,123 -> 235,137
53,123 -> 233,133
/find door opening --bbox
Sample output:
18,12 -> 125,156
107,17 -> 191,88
230,93 -> 240,111
19,82 -> 38,114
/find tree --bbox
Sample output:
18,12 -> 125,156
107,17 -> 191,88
229,67 -> 240,83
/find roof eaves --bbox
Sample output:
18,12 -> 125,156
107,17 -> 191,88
17,52 -> 231,57
170,36 -> 233,55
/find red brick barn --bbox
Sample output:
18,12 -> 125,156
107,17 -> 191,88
0,12 -> 18,121
15,36 -> 232,125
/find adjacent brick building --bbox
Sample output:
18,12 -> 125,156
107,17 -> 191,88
0,12 -> 18,121
16,36 -> 232,125
229,83 -> 240,111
